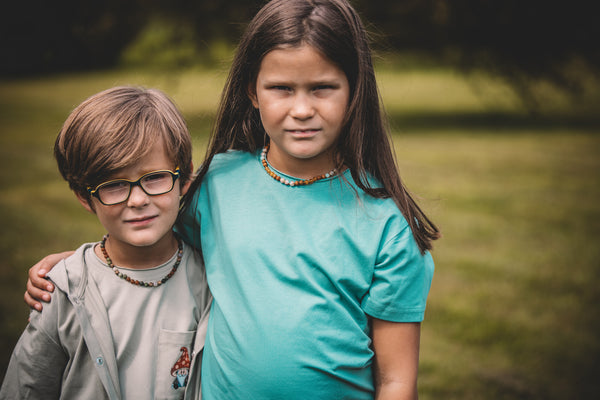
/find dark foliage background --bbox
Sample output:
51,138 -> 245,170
2,0 -> 598,99
1,1 -> 599,397
0,0 -> 148,75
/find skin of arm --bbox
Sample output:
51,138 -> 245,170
371,319 -> 421,400
24,251 -> 74,311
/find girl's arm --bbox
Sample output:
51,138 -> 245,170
371,319 -> 421,400
24,252 -> 74,311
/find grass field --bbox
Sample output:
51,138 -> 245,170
0,65 -> 598,398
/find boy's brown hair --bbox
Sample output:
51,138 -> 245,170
54,86 -> 193,203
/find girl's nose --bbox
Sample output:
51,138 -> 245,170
127,185 -> 150,207
290,93 -> 315,120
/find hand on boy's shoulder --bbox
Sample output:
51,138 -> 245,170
25,251 -> 75,311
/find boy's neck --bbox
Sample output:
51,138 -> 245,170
95,233 -> 179,270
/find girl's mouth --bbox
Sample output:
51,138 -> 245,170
287,128 -> 320,136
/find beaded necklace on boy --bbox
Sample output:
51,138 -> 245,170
260,144 -> 337,187
99,234 -> 183,287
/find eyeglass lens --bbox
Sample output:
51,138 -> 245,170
97,171 -> 176,205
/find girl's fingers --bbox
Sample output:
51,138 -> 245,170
24,288 -> 44,311
29,265 -> 53,292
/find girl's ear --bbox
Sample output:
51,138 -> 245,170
180,162 -> 194,197
75,192 -> 96,214
248,84 -> 259,109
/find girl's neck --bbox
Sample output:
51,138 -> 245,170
95,233 -> 179,270
265,145 -> 337,180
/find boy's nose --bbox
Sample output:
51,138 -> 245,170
127,185 -> 150,207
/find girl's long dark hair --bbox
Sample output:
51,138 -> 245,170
182,0 -> 440,253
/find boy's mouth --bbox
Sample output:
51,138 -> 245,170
125,215 -> 157,225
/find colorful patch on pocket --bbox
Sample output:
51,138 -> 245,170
171,347 -> 190,389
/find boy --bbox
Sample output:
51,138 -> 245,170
0,86 -> 211,399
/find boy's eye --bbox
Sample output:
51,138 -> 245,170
100,181 -> 129,193
142,172 -> 171,187
143,172 -> 169,182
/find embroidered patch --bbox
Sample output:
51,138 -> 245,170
171,347 -> 190,389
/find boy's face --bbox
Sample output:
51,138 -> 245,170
77,141 -> 190,259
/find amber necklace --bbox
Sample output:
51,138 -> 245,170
100,234 -> 183,287
260,144 -> 337,187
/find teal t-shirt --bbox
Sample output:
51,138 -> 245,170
179,150 -> 434,399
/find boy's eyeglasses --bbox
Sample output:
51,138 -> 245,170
88,168 -> 180,206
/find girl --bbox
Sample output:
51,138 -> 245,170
27,0 -> 439,398
182,0 -> 438,398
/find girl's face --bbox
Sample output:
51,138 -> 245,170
250,44 -> 350,178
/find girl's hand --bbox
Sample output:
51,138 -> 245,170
24,251 -> 74,311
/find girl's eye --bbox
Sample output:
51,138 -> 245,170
312,85 -> 338,95
271,85 -> 292,92
312,85 -> 338,97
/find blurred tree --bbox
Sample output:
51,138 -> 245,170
151,0 -> 263,42
2,0 -> 598,108
354,0 -> 599,106
0,0 -> 147,76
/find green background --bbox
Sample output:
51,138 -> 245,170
1,61 -> 598,398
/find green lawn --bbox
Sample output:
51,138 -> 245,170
0,66 -> 598,398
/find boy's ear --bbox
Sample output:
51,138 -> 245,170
248,83 -> 259,109
180,162 -> 194,197
75,192 -> 96,214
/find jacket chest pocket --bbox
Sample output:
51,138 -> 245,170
155,329 -> 196,400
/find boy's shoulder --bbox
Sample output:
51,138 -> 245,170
179,243 -> 212,311
47,242 -> 96,295
179,242 -> 206,276
25,245 -> 95,341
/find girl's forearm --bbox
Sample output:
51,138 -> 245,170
375,381 -> 418,400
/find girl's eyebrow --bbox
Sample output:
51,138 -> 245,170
261,77 -> 344,86
313,80 -> 342,86
261,79 -> 289,85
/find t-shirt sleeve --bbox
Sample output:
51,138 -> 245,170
361,221 -> 435,322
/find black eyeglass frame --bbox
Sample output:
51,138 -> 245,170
87,168 -> 180,206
